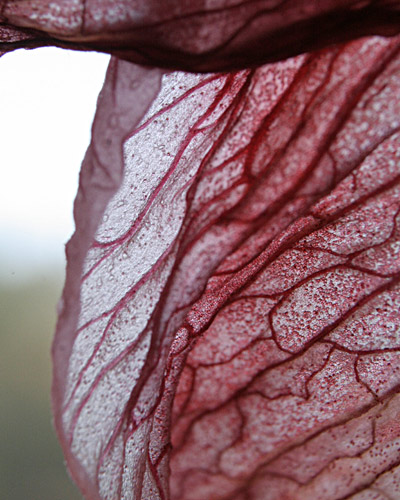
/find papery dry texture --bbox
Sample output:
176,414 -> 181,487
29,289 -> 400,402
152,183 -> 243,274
55,38 -> 400,499
1,2 -> 400,500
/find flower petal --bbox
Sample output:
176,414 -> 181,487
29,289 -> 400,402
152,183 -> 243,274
1,1 -> 400,70
51,57 -> 163,499
55,36 -> 400,499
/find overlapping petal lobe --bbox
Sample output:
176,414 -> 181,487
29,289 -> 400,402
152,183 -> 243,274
0,1 -> 400,70
50,35 -> 400,499
167,38 -> 400,500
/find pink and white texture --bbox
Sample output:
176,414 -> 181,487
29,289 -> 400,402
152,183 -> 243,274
2,1 -> 400,499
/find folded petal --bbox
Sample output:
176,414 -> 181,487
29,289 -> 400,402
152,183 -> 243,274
1,1 -> 400,70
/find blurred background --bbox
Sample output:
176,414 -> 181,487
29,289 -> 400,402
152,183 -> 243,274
0,47 -> 109,499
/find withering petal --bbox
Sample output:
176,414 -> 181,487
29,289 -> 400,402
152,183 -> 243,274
1,1 -> 400,70
2,1 -> 400,499
51,58 -> 163,499
53,35 -> 400,499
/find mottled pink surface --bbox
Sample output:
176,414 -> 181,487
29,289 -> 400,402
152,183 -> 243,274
2,1 -> 400,499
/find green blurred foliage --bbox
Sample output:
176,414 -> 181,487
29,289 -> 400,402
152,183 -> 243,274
0,271 -> 82,499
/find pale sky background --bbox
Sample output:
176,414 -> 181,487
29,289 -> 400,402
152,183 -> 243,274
0,47 -> 110,282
